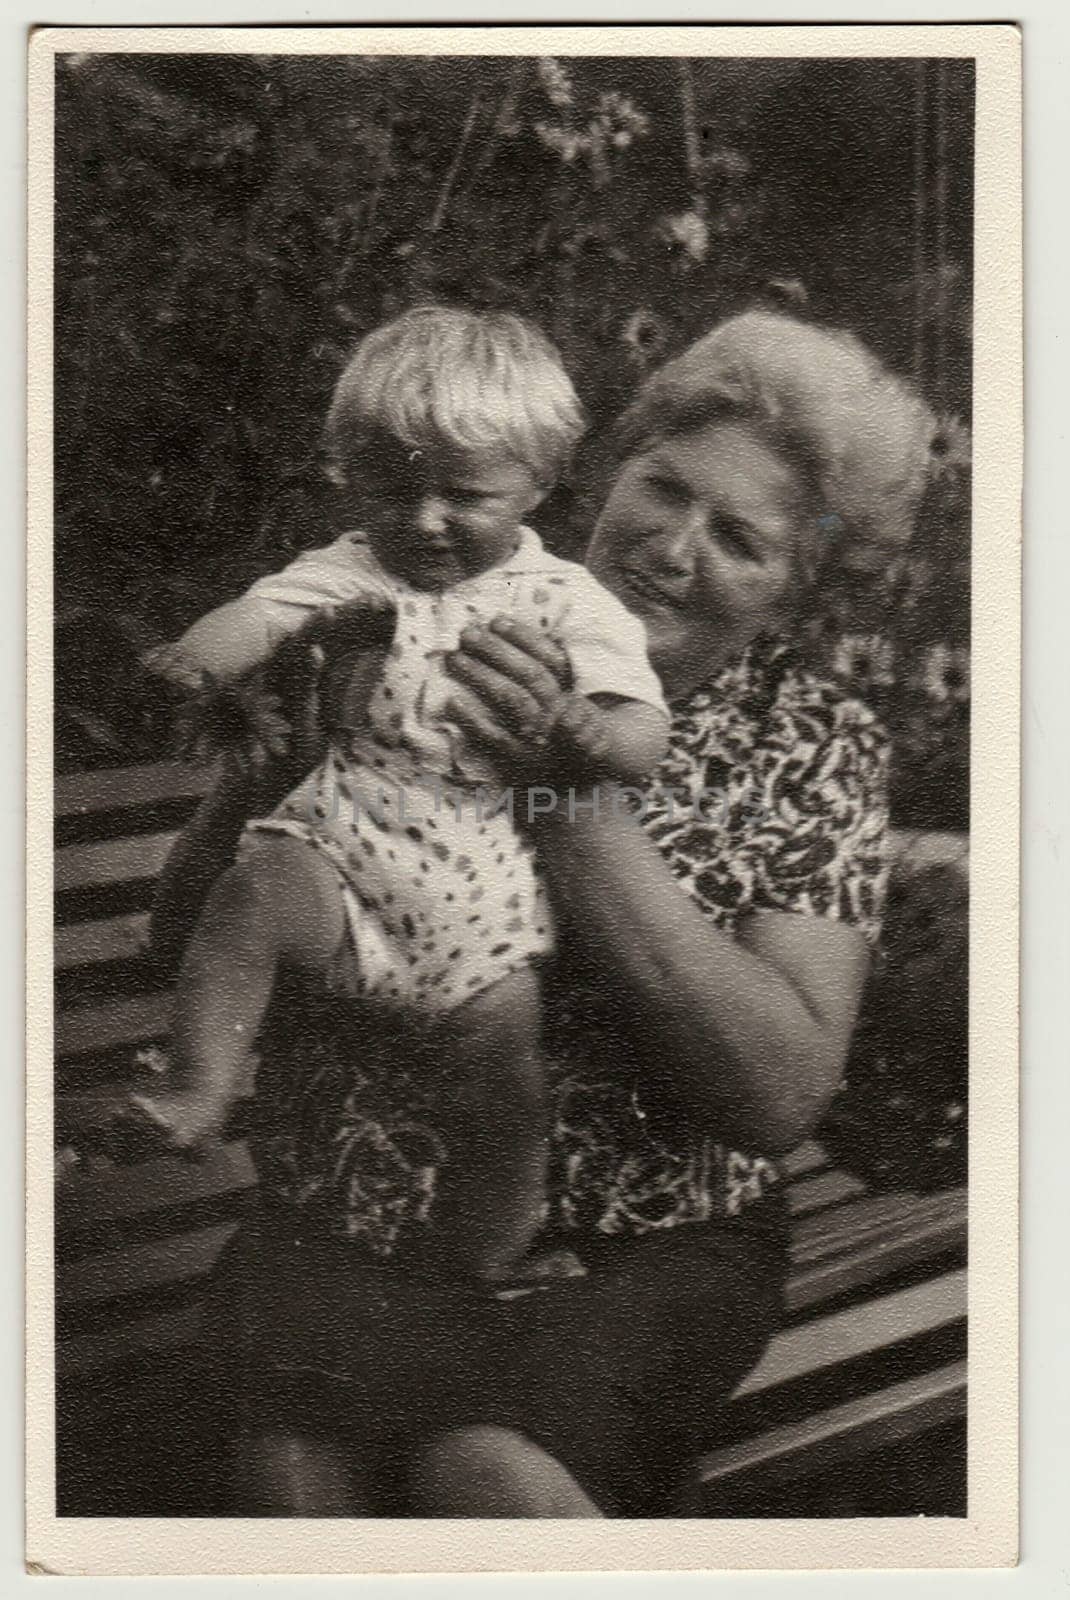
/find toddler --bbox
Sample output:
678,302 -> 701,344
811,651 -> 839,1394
133,306 -> 669,1276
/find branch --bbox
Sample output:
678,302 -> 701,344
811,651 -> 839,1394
429,91 -> 483,234
358,112 -> 397,260
677,58 -> 703,190
461,61 -> 524,202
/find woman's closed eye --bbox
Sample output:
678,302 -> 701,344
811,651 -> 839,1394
716,518 -> 761,563
643,471 -> 690,507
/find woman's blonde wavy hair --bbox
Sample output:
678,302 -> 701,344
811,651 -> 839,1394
616,310 -> 938,576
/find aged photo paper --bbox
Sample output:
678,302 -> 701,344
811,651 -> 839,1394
26,22 -> 1020,1575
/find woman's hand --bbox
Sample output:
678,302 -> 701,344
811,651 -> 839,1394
443,617 -> 573,780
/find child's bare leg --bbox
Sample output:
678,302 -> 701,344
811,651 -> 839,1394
134,836 -> 346,1148
429,968 -> 548,1279
149,756 -> 316,977
148,771 -> 256,977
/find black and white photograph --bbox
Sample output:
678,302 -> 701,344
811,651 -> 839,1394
27,23 -> 1020,1574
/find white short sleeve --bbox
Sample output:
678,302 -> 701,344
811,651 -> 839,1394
146,533 -> 394,684
242,533 -> 395,618
555,570 -> 670,720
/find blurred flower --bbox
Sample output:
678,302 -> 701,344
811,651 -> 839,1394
921,643 -> 970,705
703,147 -> 751,180
535,81 -> 648,180
536,57 -> 575,110
55,1145 -> 82,1185
710,199 -> 750,237
135,1044 -> 170,1076
833,633 -> 896,690
765,276 -> 809,308
928,412 -> 972,481
594,91 -> 650,145
175,671 -> 293,774
621,309 -> 669,364
535,121 -> 583,164
659,208 -> 710,264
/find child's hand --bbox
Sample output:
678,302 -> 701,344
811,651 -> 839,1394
175,671 -> 293,779
267,599 -> 396,766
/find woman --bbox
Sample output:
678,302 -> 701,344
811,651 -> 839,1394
177,310 -> 936,1517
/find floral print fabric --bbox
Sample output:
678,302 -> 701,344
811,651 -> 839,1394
250,634 -> 890,1252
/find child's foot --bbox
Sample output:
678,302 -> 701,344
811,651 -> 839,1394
518,1247 -> 587,1280
125,1088 -> 229,1153
484,1247 -> 588,1286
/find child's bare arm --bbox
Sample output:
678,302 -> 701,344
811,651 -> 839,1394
145,598 -> 284,688
550,695 -> 669,785
145,537 -> 394,689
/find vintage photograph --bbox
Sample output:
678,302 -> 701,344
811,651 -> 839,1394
30,26 -> 1018,1568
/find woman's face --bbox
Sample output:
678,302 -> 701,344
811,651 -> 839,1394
587,419 -> 808,699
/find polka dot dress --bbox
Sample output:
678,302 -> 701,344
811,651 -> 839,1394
241,527 -> 668,1014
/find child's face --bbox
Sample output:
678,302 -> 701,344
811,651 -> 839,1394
355,434 -> 546,591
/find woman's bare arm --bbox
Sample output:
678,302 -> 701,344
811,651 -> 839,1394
533,799 -> 869,1152
552,696 -> 669,784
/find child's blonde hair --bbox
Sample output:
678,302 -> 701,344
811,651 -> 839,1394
325,305 -> 587,488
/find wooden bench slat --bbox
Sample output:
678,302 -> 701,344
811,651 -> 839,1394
59,1220 -> 238,1308
777,1140 -> 828,1181
56,992 -> 170,1059
56,830 -> 178,894
57,1141 -> 257,1231
735,1268 -> 967,1399
56,762 -> 213,818
790,1189 -> 966,1265
56,911 -> 151,971
888,828 -> 969,873
786,1167 -> 867,1217
697,1359 -> 967,1491
787,1211 -> 966,1316
60,1303 -> 206,1380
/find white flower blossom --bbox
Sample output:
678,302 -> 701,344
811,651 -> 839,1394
928,413 -> 972,480
534,80 -> 648,175
536,57 -> 575,110
534,121 -> 583,163
621,309 -> 669,364
660,209 -> 710,264
594,91 -> 650,141
704,147 -> 751,180
922,643 -> 970,705
833,633 -> 896,689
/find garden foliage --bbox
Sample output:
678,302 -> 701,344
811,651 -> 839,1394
54,53 -> 972,828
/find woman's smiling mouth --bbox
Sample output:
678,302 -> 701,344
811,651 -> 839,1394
619,565 -> 687,609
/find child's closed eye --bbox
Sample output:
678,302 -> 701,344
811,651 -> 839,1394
446,487 -> 494,507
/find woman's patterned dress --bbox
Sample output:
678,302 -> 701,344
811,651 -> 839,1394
249,634 -> 890,1252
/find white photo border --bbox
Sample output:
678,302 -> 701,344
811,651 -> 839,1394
25,20 -> 1021,1576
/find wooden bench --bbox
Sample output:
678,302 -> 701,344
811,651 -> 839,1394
53,761 -> 969,1517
